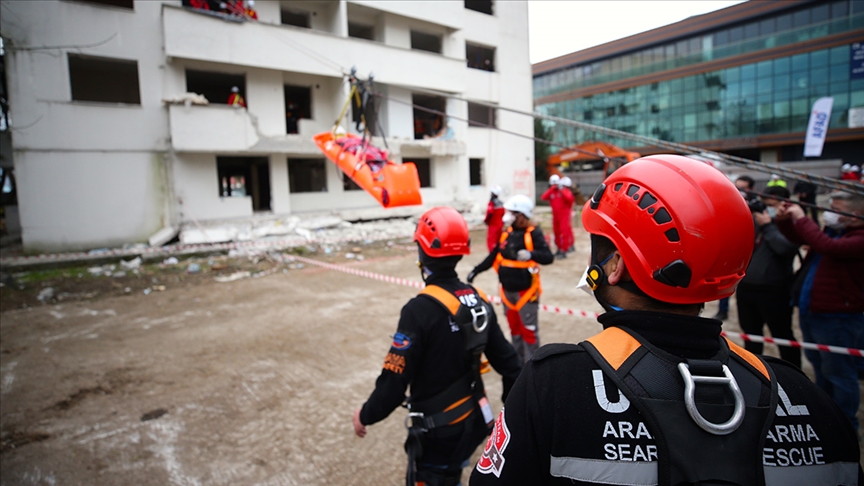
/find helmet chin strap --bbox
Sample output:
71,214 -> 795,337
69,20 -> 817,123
417,260 -> 433,283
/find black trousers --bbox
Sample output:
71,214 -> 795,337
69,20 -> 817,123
736,282 -> 801,368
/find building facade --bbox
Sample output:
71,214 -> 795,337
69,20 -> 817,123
1,0 -> 533,253
533,0 -> 864,165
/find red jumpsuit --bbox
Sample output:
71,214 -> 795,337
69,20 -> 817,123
485,197 -> 505,252
559,187 -> 575,251
540,187 -> 574,253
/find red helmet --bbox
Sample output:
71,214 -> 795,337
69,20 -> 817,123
414,206 -> 470,257
581,154 -> 753,304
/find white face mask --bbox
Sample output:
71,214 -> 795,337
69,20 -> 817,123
575,265 -> 594,296
502,211 -> 515,226
766,206 -> 778,218
822,211 -> 845,230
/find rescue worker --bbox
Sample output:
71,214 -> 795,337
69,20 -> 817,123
541,175 -> 572,258
471,155 -> 862,485
245,0 -> 258,19
766,173 -> 787,188
485,185 -> 505,252
353,206 -> 522,486
559,176 -> 576,253
228,86 -> 246,108
468,195 -> 554,363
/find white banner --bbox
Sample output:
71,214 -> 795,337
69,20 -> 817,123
803,97 -> 833,157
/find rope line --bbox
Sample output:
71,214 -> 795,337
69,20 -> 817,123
280,254 -> 864,358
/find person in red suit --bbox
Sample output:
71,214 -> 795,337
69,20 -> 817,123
485,185 -> 505,252
559,176 -> 576,254
228,86 -> 246,108
541,175 -> 574,259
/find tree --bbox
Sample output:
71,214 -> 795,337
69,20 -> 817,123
534,118 -> 553,181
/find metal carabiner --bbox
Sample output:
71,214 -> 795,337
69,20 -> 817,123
677,362 -> 745,435
470,305 -> 489,333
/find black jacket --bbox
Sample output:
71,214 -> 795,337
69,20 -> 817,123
359,269 -> 523,465
472,225 -> 554,291
470,311 -> 862,485
741,220 -> 799,287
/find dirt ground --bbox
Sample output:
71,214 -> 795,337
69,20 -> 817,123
1,212 -> 862,485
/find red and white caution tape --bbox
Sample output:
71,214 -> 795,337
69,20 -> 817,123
720,331 -> 863,358
283,255 -> 864,357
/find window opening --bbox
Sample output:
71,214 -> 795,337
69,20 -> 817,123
468,102 -> 496,127
68,54 -> 140,104
284,85 -> 312,134
465,0 -> 492,15
343,174 -> 362,191
73,0 -> 134,9
413,94 -> 446,139
469,158 -> 483,186
288,158 -> 327,193
217,157 -> 271,211
404,158 -> 431,187
186,69 -> 245,106
466,43 -> 495,71
281,9 -> 310,28
348,22 -> 375,41
411,30 -> 442,53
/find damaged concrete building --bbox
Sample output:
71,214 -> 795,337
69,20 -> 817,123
0,0 -> 534,253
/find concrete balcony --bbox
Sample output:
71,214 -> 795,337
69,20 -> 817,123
169,104 -> 259,152
163,5 -> 466,93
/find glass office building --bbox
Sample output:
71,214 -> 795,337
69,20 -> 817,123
533,0 -> 864,162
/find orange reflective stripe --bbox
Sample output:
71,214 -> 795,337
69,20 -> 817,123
724,337 -> 770,380
499,273 -> 541,311
494,226 -> 536,272
444,395 -> 474,425
523,226 -> 535,251
585,327 -> 642,370
419,285 -> 460,315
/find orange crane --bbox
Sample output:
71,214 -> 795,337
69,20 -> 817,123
547,141 -> 641,179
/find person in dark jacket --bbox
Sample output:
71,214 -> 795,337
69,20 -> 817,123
471,155 -> 861,485
736,185 -> 801,367
468,195 -> 554,363
776,191 -> 864,431
353,206 -> 522,486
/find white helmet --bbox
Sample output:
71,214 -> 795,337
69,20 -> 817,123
231,86 -> 239,93
490,184 -> 502,196
842,163 -> 852,171
560,176 -> 572,187
549,174 -> 560,185
852,165 -> 861,172
247,0 -> 255,6
504,194 -> 534,218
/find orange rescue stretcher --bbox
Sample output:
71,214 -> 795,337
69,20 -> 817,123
313,131 -> 423,208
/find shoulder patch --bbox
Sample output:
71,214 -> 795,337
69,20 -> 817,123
475,408 -> 511,477
531,343 -> 584,362
391,332 -> 412,350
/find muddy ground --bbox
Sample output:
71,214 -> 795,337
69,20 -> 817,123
1,213 -> 861,485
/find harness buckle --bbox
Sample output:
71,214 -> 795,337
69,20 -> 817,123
405,412 -> 428,432
677,362 -> 745,435
470,305 -> 489,333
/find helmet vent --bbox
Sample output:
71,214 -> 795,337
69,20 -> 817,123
614,182 -> 623,192
431,238 -> 441,249
664,228 -> 680,242
638,192 -> 657,209
653,208 -> 672,225
626,185 -> 640,198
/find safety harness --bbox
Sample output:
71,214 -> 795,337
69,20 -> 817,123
493,226 -> 542,311
580,326 -> 778,486
403,285 -> 494,486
